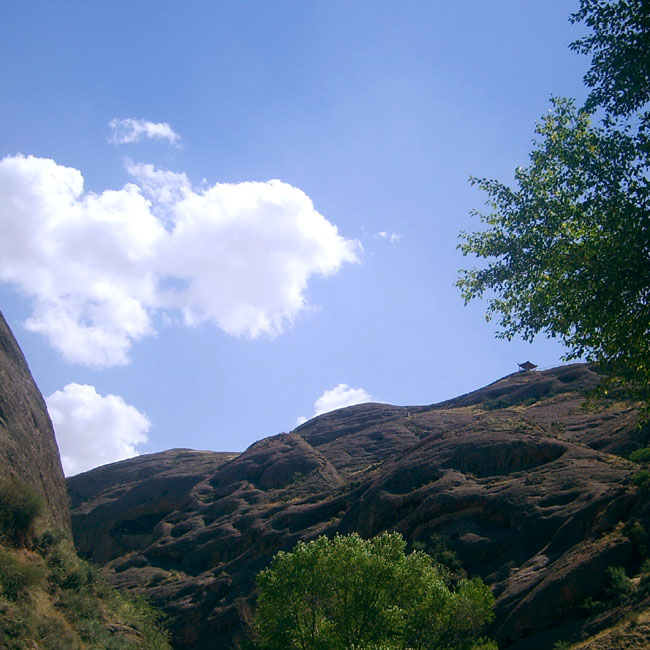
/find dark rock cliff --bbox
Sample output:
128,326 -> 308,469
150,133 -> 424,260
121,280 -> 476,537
0,311 -> 71,537
68,364 -> 649,649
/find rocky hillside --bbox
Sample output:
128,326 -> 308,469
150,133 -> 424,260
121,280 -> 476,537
0,311 -> 70,536
0,311 -> 171,649
68,363 -> 650,649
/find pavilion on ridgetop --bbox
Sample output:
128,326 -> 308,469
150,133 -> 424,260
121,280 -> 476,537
518,361 -> 538,371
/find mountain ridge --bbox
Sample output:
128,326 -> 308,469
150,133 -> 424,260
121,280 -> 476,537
68,362 -> 650,649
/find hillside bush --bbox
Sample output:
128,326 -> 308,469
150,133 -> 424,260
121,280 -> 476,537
0,478 -> 42,547
629,447 -> 650,463
633,470 -> 650,491
0,546 -> 45,600
624,520 -> 648,556
604,566 -> 635,604
411,534 -> 467,582
481,398 -> 510,411
0,531 -> 171,649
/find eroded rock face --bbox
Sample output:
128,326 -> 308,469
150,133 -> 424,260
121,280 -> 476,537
68,448 -> 239,565
0,311 -> 71,537
68,364 -> 648,649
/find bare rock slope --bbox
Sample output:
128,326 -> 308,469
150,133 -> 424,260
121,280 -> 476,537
68,364 -> 650,649
0,311 -> 70,536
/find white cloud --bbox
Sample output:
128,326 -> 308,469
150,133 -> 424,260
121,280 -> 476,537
296,383 -> 375,425
108,118 -> 181,146
375,231 -> 401,243
46,383 -> 150,476
314,384 -> 374,414
0,154 -> 360,366
125,160 -> 190,208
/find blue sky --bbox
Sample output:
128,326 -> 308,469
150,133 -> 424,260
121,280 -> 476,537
0,1 -> 589,474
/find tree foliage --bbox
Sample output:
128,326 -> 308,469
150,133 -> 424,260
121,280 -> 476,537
248,532 -> 495,650
570,0 -> 650,117
458,0 -> 650,406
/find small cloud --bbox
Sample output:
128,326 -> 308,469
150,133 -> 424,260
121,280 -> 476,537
375,231 -> 401,243
108,118 -> 181,146
314,384 -> 374,415
296,383 -> 375,425
46,383 -> 150,476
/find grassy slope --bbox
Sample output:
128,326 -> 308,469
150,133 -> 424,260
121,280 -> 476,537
0,532 -> 171,649
569,605 -> 650,649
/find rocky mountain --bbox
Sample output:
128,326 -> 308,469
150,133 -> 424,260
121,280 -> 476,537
0,311 -> 70,536
68,363 -> 650,649
0,312 -> 172,649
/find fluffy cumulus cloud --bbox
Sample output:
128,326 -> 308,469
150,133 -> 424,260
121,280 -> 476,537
46,383 -> 150,476
0,154 -> 359,366
108,118 -> 181,146
296,383 -> 374,425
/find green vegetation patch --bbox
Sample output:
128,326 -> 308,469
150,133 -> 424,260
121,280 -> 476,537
245,531 -> 495,650
0,479 -> 170,649
630,448 -> 650,464
0,478 -> 42,547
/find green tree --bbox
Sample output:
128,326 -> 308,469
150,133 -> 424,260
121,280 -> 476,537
248,532 -> 495,650
457,0 -> 650,407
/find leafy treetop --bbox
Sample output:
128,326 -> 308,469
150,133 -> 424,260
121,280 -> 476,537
570,0 -> 650,116
248,532 -> 495,650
